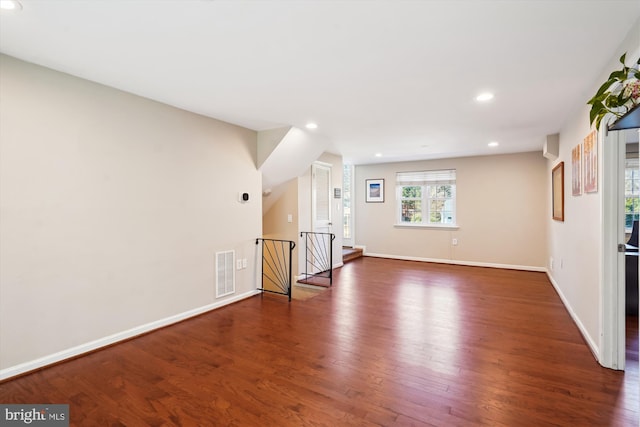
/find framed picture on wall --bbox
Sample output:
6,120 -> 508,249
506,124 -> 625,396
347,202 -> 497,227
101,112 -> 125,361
365,179 -> 384,203
583,130 -> 597,193
572,144 -> 582,196
552,162 -> 564,221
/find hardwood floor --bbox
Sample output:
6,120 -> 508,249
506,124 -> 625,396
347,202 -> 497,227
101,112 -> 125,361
1,257 -> 638,426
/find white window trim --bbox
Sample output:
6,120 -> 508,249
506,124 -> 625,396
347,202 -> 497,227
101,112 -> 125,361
396,169 -> 457,226
393,223 -> 459,230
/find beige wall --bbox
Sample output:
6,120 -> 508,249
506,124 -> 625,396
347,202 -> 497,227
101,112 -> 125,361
355,152 -> 547,269
0,55 -> 262,373
262,178 -> 299,276
546,18 -> 640,359
263,178 -> 299,241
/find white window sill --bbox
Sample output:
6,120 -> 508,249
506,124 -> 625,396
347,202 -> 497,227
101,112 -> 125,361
394,223 -> 459,230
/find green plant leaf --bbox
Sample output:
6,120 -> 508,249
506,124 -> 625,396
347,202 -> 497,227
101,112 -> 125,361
595,114 -> 604,130
589,100 -> 605,125
607,71 -> 620,81
591,82 -> 615,101
620,53 -> 627,65
606,96 -> 620,108
611,70 -> 627,81
586,52 -> 640,130
587,92 -> 605,104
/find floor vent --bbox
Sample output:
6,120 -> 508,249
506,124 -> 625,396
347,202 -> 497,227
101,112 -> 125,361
216,250 -> 235,298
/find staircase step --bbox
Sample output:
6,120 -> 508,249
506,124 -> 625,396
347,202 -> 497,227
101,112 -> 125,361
342,247 -> 363,263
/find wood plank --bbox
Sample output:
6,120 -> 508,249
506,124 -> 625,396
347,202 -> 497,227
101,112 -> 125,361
0,257 -> 637,426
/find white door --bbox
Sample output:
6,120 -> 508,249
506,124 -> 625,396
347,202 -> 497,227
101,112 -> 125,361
312,162 -> 332,233
601,128 -> 626,370
306,162 -> 333,276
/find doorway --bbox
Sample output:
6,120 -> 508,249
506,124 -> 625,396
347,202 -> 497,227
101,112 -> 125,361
300,162 -> 334,282
602,127 -> 639,372
312,162 -> 332,233
623,133 -> 639,374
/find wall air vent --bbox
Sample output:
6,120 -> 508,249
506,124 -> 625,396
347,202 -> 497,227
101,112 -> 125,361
216,250 -> 235,298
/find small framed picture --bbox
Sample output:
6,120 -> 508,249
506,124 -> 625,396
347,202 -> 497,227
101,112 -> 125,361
571,144 -> 582,196
552,162 -> 564,221
583,130 -> 597,193
365,179 -> 384,203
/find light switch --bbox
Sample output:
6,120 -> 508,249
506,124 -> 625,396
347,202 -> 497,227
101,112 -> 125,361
287,214 -> 293,223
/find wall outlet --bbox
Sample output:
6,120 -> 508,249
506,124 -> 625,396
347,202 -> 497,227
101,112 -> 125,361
549,257 -> 554,270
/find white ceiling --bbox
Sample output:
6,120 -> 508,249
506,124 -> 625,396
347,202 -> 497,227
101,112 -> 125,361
1,0 -> 639,165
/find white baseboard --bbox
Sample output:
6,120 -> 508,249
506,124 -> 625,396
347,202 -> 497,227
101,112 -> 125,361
545,271 -> 600,362
363,252 -> 546,272
0,290 -> 261,381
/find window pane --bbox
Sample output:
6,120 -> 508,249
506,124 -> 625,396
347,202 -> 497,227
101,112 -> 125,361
436,185 -> 451,198
401,200 -> 422,222
402,186 -> 421,198
429,200 -> 446,223
626,213 -> 635,229
428,185 -> 453,198
626,169 -> 633,180
343,164 -> 351,239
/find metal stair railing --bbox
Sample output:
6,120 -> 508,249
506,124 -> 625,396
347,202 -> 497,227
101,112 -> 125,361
300,231 -> 336,286
255,238 -> 296,301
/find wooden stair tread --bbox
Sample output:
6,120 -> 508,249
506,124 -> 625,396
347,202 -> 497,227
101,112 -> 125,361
342,247 -> 363,263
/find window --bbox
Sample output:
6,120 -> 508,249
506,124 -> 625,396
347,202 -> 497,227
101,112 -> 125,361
396,169 -> 456,226
343,164 -> 352,240
626,155 -> 639,232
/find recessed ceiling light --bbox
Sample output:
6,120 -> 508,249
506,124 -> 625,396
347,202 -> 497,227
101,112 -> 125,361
305,123 -> 318,130
476,92 -> 494,102
0,0 -> 22,11
375,153 -> 382,157
488,141 -> 499,147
